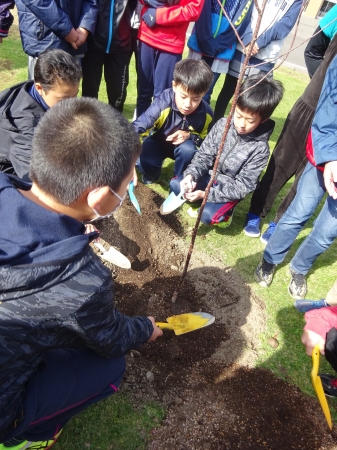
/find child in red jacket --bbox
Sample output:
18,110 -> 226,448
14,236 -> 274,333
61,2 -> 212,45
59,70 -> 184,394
136,0 -> 205,116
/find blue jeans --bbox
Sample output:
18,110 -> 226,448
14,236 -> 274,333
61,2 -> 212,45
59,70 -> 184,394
264,162 -> 337,274
137,136 -> 197,184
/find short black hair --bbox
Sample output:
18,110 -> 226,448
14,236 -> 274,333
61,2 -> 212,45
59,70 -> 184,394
34,49 -> 82,92
173,59 -> 213,95
30,97 -> 141,205
236,75 -> 284,121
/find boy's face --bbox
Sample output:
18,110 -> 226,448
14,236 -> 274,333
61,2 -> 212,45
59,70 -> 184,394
233,106 -> 264,135
35,82 -> 79,108
172,82 -> 204,116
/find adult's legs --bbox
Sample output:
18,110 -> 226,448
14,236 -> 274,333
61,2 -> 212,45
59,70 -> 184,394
263,162 -> 326,266
173,140 -> 198,176
104,51 -> 130,112
213,73 -> 238,122
290,194 -> 337,275
249,99 -> 314,219
3,348 -> 125,443
81,50 -> 104,99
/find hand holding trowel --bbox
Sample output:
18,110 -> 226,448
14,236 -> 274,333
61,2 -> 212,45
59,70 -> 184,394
160,175 -> 195,215
156,312 -> 214,335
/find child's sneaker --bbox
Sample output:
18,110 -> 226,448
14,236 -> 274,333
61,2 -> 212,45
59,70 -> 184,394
244,213 -> 261,237
260,222 -> 277,245
288,268 -> 307,299
187,206 -> 199,218
254,258 -> 276,287
294,299 -> 329,313
1,429 -> 62,449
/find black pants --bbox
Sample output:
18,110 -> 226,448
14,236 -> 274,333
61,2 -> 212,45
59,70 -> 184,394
325,328 -> 337,373
82,49 -> 130,112
213,73 -> 238,122
304,26 -> 330,78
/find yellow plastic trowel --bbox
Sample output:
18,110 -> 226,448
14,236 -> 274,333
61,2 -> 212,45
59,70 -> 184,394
156,312 -> 215,335
311,344 -> 332,429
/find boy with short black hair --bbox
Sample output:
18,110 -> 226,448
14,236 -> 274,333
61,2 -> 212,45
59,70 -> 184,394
0,49 -> 81,179
0,97 -> 162,449
133,58 -> 214,185
170,75 -> 284,226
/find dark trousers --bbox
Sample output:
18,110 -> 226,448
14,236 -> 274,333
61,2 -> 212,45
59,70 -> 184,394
325,327 -> 337,373
136,42 -> 181,117
82,49 -> 130,112
3,349 -> 125,443
137,136 -> 197,183
304,26 -> 330,78
213,73 -> 238,122
170,175 -> 238,225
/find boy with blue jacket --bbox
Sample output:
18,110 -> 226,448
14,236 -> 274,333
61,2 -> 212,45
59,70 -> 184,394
133,59 -> 214,184
0,98 -> 162,450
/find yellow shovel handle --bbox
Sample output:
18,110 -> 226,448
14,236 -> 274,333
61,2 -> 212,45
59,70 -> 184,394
155,322 -> 175,331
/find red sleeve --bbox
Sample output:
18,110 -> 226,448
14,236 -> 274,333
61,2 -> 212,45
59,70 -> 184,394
155,0 -> 205,26
304,306 -> 337,340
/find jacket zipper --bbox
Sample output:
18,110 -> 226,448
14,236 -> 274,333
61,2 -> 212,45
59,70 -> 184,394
106,0 -> 115,53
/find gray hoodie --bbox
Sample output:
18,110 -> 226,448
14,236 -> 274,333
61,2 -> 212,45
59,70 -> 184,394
184,117 -> 275,203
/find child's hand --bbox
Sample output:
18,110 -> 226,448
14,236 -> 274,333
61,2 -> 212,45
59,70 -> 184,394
180,174 -> 196,193
245,42 -> 259,56
65,28 -> 80,49
133,167 -> 138,187
184,190 -> 205,202
147,316 -> 163,341
166,130 -> 190,145
75,27 -> 89,47
84,224 -> 100,243
301,329 -> 325,356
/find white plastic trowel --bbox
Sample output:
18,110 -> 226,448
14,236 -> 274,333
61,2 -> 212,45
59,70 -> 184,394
94,242 -> 131,269
160,190 -> 186,215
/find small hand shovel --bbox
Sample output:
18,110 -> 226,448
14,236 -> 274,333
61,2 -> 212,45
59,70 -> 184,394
128,180 -> 141,215
94,242 -> 131,269
156,312 -> 215,335
160,190 -> 186,215
311,344 -> 332,429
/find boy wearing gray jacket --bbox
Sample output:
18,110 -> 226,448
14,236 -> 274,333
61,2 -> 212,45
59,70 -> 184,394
170,75 -> 283,226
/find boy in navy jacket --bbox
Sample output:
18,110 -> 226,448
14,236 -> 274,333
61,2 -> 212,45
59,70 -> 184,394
133,59 -> 213,184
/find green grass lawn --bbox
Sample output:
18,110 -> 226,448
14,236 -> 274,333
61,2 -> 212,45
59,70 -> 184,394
2,21 -> 337,447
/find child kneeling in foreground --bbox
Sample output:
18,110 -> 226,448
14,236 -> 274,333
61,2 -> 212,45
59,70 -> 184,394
170,75 -> 284,226
0,98 -> 162,450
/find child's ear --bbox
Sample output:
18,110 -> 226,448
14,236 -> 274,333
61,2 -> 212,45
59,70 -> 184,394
172,80 -> 176,92
35,82 -> 44,97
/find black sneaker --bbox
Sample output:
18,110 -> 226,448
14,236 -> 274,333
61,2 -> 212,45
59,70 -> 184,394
288,268 -> 307,299
254,258 -> 276,287
318,373 -> 337,398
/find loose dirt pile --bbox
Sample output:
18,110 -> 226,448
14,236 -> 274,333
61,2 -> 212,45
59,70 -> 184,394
96,184 -> 337,449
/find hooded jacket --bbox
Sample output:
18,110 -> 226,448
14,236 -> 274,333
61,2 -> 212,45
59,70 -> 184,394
15,0 -> 98,57
0,173 -> 153,439
183,117 -> 274,203
87,0 -> 137,54
0,81 -> 46,179
187,0 -> 253,61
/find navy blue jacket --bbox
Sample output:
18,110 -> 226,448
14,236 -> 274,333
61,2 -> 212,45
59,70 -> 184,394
132,88 -> 214,147
0,173 -> 153,439
15,0 -> 98,57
